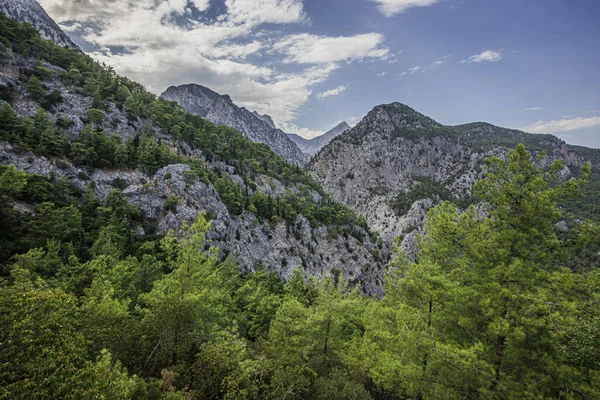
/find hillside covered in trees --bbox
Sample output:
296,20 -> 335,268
1,14 -> 600,400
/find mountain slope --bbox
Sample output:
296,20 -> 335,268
0,14 -> 383,295
161,84 -> 309,165
309,102 -> 599,252
252,111 -> 276,129
288,121 -> 350,156
0,0 -> 79,50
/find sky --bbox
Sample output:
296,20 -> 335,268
38,0 -> 600,147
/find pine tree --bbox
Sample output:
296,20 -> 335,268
353,145 -> 598,398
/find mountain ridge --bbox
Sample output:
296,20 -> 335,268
0,0 -> 80,50
160,83 -> 309,165
309,102 -> 600,254
0,13 -> 383,295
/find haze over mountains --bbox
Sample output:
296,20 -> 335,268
288,122 -> 351,156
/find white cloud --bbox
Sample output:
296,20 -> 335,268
223,0 -> 306,25
523,107 -> 543,111
377,72 -> 387,77
461,50 -> 502,64
521,116 -> 600,134
283,123 -> 324,139
190,0 -> 210,12
401,65 -> 421,75
420,59 -> 445,72
58,22 -> 82,32
272,33 -> 389,64
317,85 -> 347,99
370,0 -> 439,17
38,0 -> 388,129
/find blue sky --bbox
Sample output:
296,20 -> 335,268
41,0 -> 600,147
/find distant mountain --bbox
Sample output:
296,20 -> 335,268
0,0 -> 80,50
309,102 -> 600,254
288,122 -> 350,156
161,84 -> 308,165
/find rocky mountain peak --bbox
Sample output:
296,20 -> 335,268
252,111 -> 276,129
161,84 -> 308,165
0,0 -> 80,50
338,102 -> 442,146
334,121 -> 351,131
309,102 -> 598,251
221,94 -> 233,104
364,102 -> 441,130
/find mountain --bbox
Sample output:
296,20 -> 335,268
252,111 -> 276,129
0,14 -> 383,295
288,121 -> 351,156
309,102 -> 600,254
0,0 -> 80,50
161,84 -> 309,165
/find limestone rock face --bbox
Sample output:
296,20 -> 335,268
0,142 -> 384,296
309,103 -> 595,252
0,0 -> 80,50
0,49 -> 385,295
161,84 -> 309,165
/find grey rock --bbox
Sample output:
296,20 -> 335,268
0,0 -> 80,50
161,84 -> 309,165
309,103 -> 596,254
1,146 -> 384,296
252,111 -> 276,129
555,221 -> 569,232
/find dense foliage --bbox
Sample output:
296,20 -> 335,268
0,13 -> 368,234
2,137 -> 600,399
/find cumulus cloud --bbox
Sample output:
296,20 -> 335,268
521,116 -> 600,134
317,85 -> 347,99
272,33 -> 389,64
461,50 -> 502,64
370,0 -> 439,17
37,0 -> 388,128
223,0 -> 306,24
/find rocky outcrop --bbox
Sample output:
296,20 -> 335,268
1,55 -> 135,141
309,103 -> 597,250
252,111 -> 276,129
288,122 -> 351,156
0,0 -> 80,50
0,47 -> 384,295
0,143 -> 384,296
161,84 -> 309,165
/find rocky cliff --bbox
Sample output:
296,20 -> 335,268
0,0 -> 80,50
0,24 -> 384,295
161,84 -> 309,165
309,103 -> 598,254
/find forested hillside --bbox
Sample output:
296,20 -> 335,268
0,13 -> 383,295
1,14 -> 600,400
